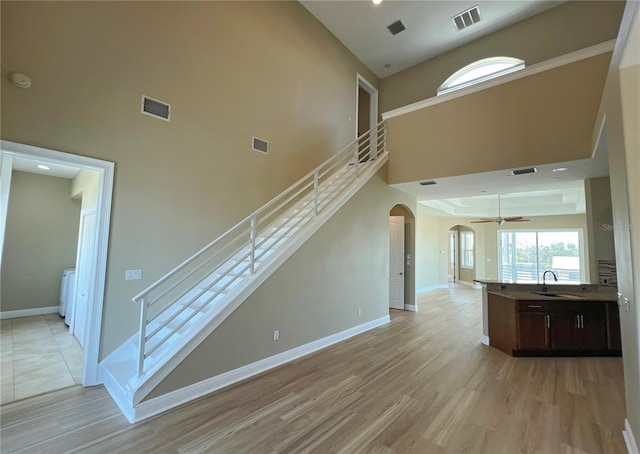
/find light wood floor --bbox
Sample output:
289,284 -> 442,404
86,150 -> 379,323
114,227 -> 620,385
0,287 -> 627,453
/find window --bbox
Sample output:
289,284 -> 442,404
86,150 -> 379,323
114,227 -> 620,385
500,230 -> 584,284
437,57 -> 525,96
460,231 -> 474,268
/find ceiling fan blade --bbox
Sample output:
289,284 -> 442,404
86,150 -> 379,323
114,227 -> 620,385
471,219 -> 497,223
503,217 -> 523,221
505,218 -> 530,222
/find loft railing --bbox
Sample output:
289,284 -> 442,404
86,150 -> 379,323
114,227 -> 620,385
132,120 -> 387,376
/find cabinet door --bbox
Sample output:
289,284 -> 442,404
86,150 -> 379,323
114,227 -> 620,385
517,312 -> 549,350
550,312 -> 579,350
578,312 -> 608,350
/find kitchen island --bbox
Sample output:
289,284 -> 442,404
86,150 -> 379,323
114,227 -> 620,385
476,281 -> 621,357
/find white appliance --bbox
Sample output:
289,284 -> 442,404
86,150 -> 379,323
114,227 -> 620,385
59,268 -> 76,325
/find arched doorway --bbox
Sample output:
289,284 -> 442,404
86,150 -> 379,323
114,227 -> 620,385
389,204 -> 416,310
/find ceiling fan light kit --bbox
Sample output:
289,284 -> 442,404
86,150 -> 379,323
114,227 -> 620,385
471,194 -> 531,225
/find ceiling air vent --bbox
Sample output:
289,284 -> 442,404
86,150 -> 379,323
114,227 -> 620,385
420,180 -> 437,186
511,167 -> 537,176
141,95 -> 170,121
252,136 -> 269,155
452,5 -> 481,31
387,20 -> 406,36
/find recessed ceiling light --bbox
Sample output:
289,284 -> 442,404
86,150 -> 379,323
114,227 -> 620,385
553,167 -> 568,172
372,0 -> 382,4
37,165 -> 50,170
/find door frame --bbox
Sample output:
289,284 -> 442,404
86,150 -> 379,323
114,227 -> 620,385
448,230 -> 458,283
0,140 -> 114,386
356,73 -> 378,137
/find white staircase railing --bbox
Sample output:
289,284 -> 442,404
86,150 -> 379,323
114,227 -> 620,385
132,121 -> 387,377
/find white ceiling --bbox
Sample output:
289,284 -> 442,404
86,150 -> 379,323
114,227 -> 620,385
11,156 -> 80,179
300,0 -> 565,78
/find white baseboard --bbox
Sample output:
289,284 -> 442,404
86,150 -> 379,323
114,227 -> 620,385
481,335 -> 490,346
624,419 -> 639,454
133,315 -> 391,423
404,304 -> 418,312
0,306 -> 59,320
416,285 -> 448,294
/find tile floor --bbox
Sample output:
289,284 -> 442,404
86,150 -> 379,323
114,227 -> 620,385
1,313 -> 83,405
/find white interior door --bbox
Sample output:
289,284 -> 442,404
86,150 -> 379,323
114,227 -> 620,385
389,216 -> 405,310
72,209 -> 97,348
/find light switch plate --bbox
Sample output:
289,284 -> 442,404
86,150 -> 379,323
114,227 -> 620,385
125,269 -> 142,280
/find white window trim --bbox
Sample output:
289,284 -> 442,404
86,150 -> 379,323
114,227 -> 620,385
437,56 -> 525,96
460,231 -> 474,269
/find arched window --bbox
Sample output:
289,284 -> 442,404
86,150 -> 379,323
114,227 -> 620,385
437,57 -> 525,95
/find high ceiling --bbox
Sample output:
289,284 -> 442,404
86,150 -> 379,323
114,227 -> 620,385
301,0 -> 609,218
300,0 -> 565,78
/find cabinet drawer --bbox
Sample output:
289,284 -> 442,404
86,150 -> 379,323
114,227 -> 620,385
517,301 -> 548,312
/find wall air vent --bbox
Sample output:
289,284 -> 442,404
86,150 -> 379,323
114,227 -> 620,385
387,20 -> 406,36
252,136 -> 269,154
141,95 -> 170,121
511,167 -> 538,176
452,5 -> 481,31
419,180 -> 437,186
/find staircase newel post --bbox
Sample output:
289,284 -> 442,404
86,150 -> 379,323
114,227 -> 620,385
138,298 -> 148,377
250,215 -> 257,275
313,170 -> 319,217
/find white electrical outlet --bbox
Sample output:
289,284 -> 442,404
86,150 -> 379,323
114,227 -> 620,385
273,330 -> 280,341
125,269 -> 142,280
358,307 -> 362,316
624,297 -> 630,314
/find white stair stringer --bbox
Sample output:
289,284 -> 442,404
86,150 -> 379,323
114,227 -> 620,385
99,151 -> 388,420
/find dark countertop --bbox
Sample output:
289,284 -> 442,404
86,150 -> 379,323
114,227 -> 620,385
487,290 -> 617,303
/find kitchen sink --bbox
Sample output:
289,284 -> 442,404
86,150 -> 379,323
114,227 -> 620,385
534,292 -> 582,299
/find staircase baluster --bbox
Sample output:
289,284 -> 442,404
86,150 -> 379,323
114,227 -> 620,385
313,170 -> 319,216
250,216 -> 257,274
138,297 -> 148,376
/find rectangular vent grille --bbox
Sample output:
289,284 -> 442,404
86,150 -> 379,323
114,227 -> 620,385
252,136 -> 269,154
420,180 -> 437,186
387,20 -> 406,36
511,167 -> 537,176
452,6 -> 481,31
141,95 -> 170,121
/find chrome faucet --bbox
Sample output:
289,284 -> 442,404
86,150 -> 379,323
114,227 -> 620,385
542,270 -> 558,292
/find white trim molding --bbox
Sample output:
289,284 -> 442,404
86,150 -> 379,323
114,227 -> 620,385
417,284 -> 449,294
129,315 -> 391,423
404,304 -> 418,312
481,335 -> 490,346
382,40 -> 616,121
0,140 -> 114,387
0,306 -> 59,320
624,419 -> 640,454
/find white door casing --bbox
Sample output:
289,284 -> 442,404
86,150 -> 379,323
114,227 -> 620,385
72,209 -> 97,348
448,230 -> 458,283
389,216 -> 405,310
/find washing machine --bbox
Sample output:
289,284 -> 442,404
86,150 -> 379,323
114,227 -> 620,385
59,268 -> 76,325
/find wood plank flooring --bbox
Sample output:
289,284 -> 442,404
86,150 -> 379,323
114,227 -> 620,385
0,286 -> 627,453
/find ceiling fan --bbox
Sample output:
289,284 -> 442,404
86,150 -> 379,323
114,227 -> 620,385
471,194 -> 530,225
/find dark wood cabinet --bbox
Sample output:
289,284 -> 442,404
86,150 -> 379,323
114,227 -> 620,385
488,294 -> 621,357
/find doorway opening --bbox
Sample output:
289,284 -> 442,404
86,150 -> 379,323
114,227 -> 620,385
447,225 -> 476,286
1,141 -> 114,396
389,204 -> 416,311
356,74 -> 379,161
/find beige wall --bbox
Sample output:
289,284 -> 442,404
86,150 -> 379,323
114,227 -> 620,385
387,53 -> 612,185
148,166 -> 417,397
1,171 -> 80,312
416,210 -> 590,289
380,1 -> 625,112
1,1 -> 380,357
585,177 -> 616,283
609,53 -> 640,447
71,169 -> 100,209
